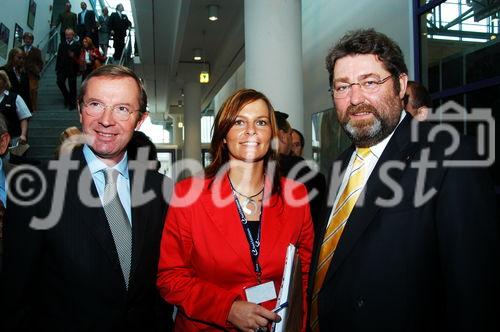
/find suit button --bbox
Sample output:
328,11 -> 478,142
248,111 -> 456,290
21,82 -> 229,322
356,298 -> 365,308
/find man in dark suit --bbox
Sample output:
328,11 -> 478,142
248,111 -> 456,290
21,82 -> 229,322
56,2 -> 77,43
309,29 -> 499,331
55,28 -> 81,110
1,65 -> 173,331
109,3 -> 131,62
77,1 -> 98,45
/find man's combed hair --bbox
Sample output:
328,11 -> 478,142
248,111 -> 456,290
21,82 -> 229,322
325,28 -> 408,93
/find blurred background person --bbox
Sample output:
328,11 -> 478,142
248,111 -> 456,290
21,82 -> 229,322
55,2 -> 77,44
77,1 -> 98,45
98,7 -> 111,57
404,80 -> 432,121
79,37 -> 105,80
157,89 -> 313,331
21,32 -> 43,113
0,70 -> 31,147
55,126 -> 82,157
109,3 -> 131,62
0,48 -> 32,112
291,128 -> 304,157
275,111 -> 326,232
56,28 -> 81,110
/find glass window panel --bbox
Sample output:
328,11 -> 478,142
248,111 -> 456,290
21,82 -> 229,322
419,0 -> 499,89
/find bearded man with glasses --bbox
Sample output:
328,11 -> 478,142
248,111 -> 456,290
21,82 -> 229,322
1,65 -> 174,331
309,29 -> 499,332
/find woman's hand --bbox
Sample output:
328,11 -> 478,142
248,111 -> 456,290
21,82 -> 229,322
228,300 -> 281,332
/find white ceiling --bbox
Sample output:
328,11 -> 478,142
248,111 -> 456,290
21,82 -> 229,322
131,0 -> 244,115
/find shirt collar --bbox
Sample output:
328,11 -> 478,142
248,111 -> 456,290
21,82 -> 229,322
83,144 -> 129,179
367,111 -> 406,159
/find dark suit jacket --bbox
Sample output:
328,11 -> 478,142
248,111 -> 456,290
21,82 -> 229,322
57,11 -> 77,34
109,12 -> 131,38
279,154 -> 326,232
55,38 -> 81,76
77,10 -> 97,40
310,113 -> 500,331
0,146 -> 174,332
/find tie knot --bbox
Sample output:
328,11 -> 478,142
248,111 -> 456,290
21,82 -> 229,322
103,168 -> 119,186
356,148 -> 371,159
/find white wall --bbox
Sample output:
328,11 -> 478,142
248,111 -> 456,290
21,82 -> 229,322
301,0 -> 414,157
0,0 -> 55,66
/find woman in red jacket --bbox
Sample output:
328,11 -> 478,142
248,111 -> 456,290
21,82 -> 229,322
157,89 -> 314,331
79,37 -> 105,80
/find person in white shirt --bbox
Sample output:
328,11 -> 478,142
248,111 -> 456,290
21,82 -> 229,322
0,70 -> 31,146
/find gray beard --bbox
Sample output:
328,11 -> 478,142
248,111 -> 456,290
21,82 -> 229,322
342,115 -> 397,148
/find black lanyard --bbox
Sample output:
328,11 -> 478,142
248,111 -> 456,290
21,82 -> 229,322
232,190 -> 264,283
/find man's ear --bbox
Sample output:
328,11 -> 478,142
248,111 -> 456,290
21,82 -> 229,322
135,111 -> 149,129
0,132 -> 11,155
398,73 -> 409,100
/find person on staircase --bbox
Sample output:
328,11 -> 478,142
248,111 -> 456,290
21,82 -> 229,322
0,70 -> 31,147
56,28 -> 81,110
79,36 -> 105,81
109,3 -> 131,62
0,48 -> 32,112
21,32 -> 44,113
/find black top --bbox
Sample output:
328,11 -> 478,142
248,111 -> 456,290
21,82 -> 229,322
247,220 -> 261,242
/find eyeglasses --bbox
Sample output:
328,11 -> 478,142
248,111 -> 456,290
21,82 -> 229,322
329,75 -> 393,98
81,101 -> 138,121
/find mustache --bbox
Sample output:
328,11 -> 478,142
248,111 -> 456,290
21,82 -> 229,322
346,103 -> 378,115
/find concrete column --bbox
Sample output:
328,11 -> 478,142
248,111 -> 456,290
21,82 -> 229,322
172,114 -> 184,147
183,82 -> 201,163
244,0 -> 304,131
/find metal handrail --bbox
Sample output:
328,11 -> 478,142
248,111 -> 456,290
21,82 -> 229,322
39,26 -> 60,76
118,29 -> 133,67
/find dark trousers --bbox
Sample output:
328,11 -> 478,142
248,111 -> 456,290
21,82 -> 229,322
113,36 -> 125,61
56,72 -> 77,108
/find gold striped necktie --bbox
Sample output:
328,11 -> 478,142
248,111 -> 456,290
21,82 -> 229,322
310,148 -> 371,331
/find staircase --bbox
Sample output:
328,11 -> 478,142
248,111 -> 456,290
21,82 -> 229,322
25,60 -> 81,162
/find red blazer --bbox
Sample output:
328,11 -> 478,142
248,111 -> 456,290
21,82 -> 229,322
157,175 -> 314,331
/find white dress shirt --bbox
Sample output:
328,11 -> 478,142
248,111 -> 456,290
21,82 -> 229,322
328,111 -> 406,227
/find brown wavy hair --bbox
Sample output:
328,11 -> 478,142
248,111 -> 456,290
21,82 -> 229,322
205,88 -> 281,195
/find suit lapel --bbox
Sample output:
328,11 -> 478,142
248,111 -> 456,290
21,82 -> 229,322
324,115 -> 421,284
129,169 -> 150,282
73,148 -> 125,284
260,177 -> 286,261
200,175 -> 256,275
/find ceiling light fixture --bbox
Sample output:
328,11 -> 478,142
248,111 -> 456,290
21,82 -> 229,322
208,5 -> 219,21
193,48 -> 202,61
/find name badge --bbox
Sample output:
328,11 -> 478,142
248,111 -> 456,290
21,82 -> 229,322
244,281 -> 277,304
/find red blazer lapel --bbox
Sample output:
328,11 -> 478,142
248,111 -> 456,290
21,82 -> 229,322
200,176 -> 256,275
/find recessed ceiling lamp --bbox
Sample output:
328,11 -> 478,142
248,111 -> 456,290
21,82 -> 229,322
193,48 -> 202,61
208,5 -> 219,21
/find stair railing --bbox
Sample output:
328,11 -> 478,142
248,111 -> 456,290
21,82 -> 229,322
38,25 -> 60,77
118,28 -> 134,67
